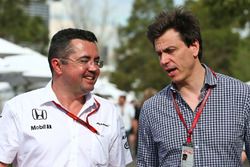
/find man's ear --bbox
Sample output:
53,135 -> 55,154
190,41 -> 200,59
51,58 -> 63,75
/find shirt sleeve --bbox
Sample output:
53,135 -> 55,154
137,105 -> 159,166
108,110 -> 133,166
0,102 -> 20,164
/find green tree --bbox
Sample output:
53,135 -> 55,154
0,0 -> 49,54
110,0 -> 175,94
231,37 -> 250,82
186,0 -> 250,80
111,0 -> 250,96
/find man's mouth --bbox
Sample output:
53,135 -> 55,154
85,76 -> 95,80
166,68 -> 177,77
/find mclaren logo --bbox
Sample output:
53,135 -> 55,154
96,122 -> 110,127
32,108 -> 47,120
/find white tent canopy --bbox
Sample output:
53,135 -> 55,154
0,38 -> 51,90
0,38 -> 29,58
0,48 -> 51,89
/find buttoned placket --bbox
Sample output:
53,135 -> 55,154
68,104 -> 90,166
193,87 -> 207,149
69,118 -> 78,166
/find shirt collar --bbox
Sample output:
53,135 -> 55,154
203,64 -> 217,88
39,80 -> 96,109
170,64 -> 217,92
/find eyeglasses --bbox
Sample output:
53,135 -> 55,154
60,57 -> 104,68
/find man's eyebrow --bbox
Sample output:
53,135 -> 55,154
156,46 -> 176,53
163,46 -> 177,52
79,55 -> 90,58
78,55 -> 100,60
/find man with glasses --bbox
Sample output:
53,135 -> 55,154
0,28 -> 132,167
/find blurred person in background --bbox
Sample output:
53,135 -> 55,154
0,28 -> 132,167
132,88 -> 157,156
117,95 -> 135,138
137,7 -> 250,166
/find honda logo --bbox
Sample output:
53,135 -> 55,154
32,108 -> 47,120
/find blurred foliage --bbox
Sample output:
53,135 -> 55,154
231,37 -> 250,81
110,0 -> 175,95
0,0 -> 49,54
186,0 -> 250,79
111,0 -> 250,96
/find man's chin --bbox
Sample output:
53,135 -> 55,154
80,85 -> 95,94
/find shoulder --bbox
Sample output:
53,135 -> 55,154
214,73 -> 250,104
2,87 -> 46,122
5,87 -> 46,106
216,73 -> 250,91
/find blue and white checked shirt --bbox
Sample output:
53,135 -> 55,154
137,65 -> 250,167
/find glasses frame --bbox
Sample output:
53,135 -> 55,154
59,57 -> 104,68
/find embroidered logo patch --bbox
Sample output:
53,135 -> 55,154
32,108 -> 47,120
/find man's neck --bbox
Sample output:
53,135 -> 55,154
52,80 -> 86,115
174,64 -> 206,112
176,64 -> 206,95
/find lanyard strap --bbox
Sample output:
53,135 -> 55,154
52,99 -> 100,135
172,88 -> 212,144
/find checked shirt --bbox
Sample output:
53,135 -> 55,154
137,65 -> 250,167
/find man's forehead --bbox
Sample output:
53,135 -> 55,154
154,32 -> 183,51
155,40 -> 173,51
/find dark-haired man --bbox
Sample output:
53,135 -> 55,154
0,28 -> 132,167
137,8 -> 250,166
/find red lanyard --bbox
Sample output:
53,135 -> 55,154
171,88 -> 212,144
52,99 -> 100,135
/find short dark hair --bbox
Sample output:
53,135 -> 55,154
48,28 -> 98,72
147,8 -> 203,60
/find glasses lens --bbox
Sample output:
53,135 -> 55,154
98,60 -> 104,68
